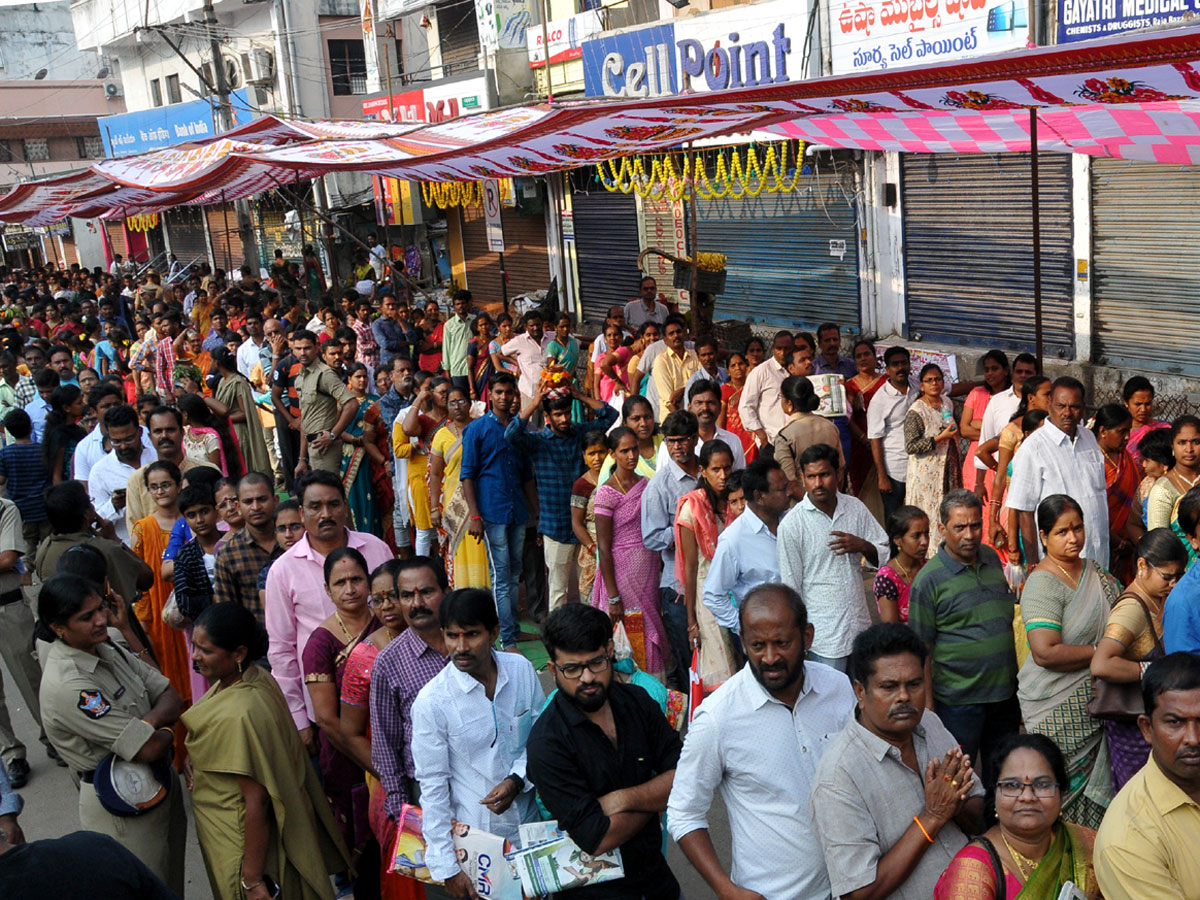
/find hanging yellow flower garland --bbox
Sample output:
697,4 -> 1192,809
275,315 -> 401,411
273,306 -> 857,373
595,143 -> 804,200
420,180 -> 483,209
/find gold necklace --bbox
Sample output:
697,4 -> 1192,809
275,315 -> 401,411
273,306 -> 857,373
613,471 -> 633,494
1053,559 -> 1081,585
892,557 -> 912,582
334,611 -> 355,642
1000,831 -> 1041,880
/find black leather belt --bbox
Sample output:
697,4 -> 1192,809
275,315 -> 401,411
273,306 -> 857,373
79,770 -> 95,784
0,588 -> 22,606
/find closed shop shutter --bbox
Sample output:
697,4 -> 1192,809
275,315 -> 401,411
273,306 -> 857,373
206,203 -> 244,272
902,153 -> 1074,357
165,206 -> 209,270
461,204 -> 550,304
690,163 -> 862,331
1091,158 -> 1200,373
105,221 -> 127,259
570,172 -> 640,324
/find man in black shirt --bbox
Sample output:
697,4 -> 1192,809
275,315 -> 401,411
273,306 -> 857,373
528,604 -> 682,900
0,831 -> 176,900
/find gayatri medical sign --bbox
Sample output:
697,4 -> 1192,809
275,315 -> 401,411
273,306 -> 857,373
1057,0 -> 1200,42
825,0 -> 1029,74
581,0 -> 808,98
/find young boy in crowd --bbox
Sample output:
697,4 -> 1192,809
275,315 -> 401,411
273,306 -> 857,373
0,408 -> 51,557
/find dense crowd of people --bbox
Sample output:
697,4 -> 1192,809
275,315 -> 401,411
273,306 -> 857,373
0,255 -> 1197,900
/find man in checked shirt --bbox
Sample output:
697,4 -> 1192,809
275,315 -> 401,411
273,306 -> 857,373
367,556 -> 450,820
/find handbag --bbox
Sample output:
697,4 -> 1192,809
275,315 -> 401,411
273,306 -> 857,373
1087,592 -> 1164,722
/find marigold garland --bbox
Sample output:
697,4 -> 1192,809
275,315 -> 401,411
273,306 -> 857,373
595,143 -> 804,200
420,180 -> 483,209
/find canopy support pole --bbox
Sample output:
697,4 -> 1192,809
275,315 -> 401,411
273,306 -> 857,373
689,147 -> 699,313
1030,109 -> 1043,371
221,192 -> 233,272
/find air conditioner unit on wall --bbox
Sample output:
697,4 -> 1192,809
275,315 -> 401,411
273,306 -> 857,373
246,48 -> 274,85
104,82 -> 123,99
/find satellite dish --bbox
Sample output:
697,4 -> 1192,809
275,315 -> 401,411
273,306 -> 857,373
97,66 -> 110,79
34,68 -> 48,80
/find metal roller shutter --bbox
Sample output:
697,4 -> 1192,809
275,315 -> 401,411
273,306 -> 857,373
568,171 -> 640,324
461,205 -> 550,304
1091,159 -> 1200,373
690,164 -> 862,331
902,153 -> 1074,357
165,207 -> 209,271
206,203 -> 244,272
60,236 -> 79,267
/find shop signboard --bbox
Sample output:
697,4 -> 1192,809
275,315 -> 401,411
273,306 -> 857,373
582,0 -> 807,98
361,75 -> 491,123
99,89 -> 251,157
477,0 -> 533,51
527,8 -> 604,68
824,0 -> 1028,74
1057,0 -> 1199,43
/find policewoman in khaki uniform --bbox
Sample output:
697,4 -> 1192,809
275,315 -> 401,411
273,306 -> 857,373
291,330 -> 360,476
37,573 -> 187,897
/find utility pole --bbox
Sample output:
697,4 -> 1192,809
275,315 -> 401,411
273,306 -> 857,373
204,0 -> 234,131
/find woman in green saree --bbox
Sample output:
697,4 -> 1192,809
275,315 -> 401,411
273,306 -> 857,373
339,363 -> 384,536
935,734 -> 1099,899
545,312 -> 583,422
212,347 -> 272,478
185,602 -> 349,900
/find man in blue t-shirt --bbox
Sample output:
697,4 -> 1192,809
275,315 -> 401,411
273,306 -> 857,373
1164,489 -> 1200,653
0,410 -> 49,557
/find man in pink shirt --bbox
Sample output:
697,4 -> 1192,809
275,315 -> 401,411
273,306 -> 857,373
265,469 -> 392,753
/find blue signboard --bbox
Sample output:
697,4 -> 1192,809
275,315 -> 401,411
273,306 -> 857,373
582,23 -> 677,98
1057,0 -> 1199,43
99,89 -> 252,157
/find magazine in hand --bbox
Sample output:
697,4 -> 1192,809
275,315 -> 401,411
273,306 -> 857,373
808,374 -> 848,418
389,803 -> 522,900
509,820 -> 625,896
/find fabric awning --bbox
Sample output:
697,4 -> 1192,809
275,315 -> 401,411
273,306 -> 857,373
7,23 -> 1200,224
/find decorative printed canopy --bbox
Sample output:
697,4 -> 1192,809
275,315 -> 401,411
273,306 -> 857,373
7,24 -> 1200,224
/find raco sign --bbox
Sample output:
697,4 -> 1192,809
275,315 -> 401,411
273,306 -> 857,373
581,0 -> 809,98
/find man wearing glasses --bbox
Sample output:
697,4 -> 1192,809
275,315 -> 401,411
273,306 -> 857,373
529,603 -> 684,900
87,404 -> 155,545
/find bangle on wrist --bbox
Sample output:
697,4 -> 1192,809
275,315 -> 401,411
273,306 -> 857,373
240,877 -> 263,892
607,596 -> 621,605
913,814 -> 935,843
470,515 -> 481,521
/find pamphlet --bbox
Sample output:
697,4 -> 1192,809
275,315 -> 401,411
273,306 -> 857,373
509,820 -> 625,896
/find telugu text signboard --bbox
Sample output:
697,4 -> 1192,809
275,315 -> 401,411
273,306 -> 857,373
1057,0 -> 1199,43
826,0 -> 1029,74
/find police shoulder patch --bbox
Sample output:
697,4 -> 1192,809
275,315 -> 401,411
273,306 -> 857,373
77,689 -> 111,719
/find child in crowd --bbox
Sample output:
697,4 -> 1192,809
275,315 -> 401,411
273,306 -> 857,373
1137,427 -> 1175,524
0,408 -> 51,556
571,429 -> 610,602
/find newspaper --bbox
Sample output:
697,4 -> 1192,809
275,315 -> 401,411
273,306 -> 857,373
389,804 -> 522,900
509,820 -> 625,896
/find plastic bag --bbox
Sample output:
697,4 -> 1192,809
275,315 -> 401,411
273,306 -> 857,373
613,621 -> 633,661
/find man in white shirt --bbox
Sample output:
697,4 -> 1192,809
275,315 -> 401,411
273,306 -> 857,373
87,405 -> 155,546
1007,376 -> 1109,567
975,352 -> 1039,495
501,311 -> 550,404
368,233 -> 388,281
72,384 -> 154,486
738,331 -> 793,449
704,458 -> 791,632
867,346 -> 918,523
668,583 -> 856,900
411,588 -> 544,897
624,276 -> 670,331
654,379 -> 746,471
235,310 -> 267,380
778,443 -> 889,672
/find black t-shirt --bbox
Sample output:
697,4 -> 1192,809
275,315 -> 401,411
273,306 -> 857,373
527,680 -> 683,900
0,831 -> 176,899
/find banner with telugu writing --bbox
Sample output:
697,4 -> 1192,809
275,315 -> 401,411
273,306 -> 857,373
824,0 -> 1029,75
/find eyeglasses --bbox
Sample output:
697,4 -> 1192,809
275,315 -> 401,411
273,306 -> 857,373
368,591 -> 400,608
148,481 -> 176,494
555,654 -> 612,680
1150,562 -> 1184,584
995,779 -> 1059,798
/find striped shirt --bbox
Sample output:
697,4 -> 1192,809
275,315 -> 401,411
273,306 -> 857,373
907,544 -> 1018,706
0,442 -> 48,524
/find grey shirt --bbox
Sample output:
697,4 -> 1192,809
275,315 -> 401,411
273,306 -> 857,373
640,456 -> 698,591
810,711 -> 983,900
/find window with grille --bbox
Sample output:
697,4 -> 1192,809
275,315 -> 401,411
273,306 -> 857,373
328,39 -> 367,96
76,136 -> 105,159
23,139 -> 49,162
150,78 -> 163,107
436,0 -> 480,74
166,74 -> 182,104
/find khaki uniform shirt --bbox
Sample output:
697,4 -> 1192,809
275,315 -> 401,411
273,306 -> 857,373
40,639 -> 171,774
0,498 -> 23,595
295,361 -> 354,435
34,532 -> 143,611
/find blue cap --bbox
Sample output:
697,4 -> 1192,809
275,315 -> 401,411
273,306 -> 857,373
92,753 -> 172,817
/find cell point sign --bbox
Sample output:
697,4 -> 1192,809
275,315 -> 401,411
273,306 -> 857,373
581,0 -> 807,98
